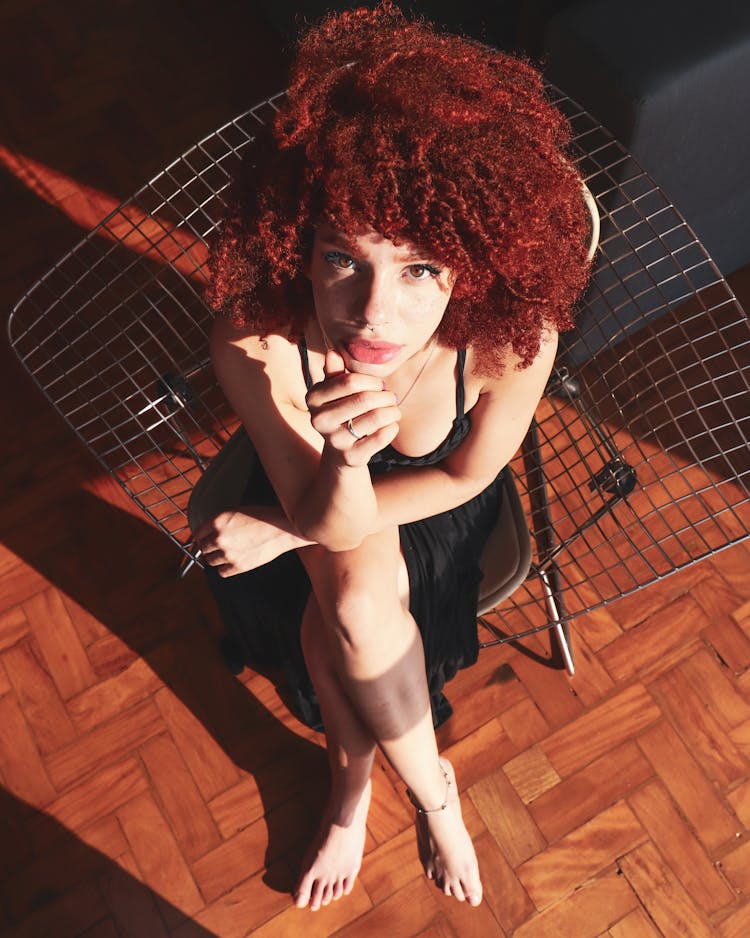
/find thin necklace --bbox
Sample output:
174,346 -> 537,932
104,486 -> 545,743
390,336 -> 437,405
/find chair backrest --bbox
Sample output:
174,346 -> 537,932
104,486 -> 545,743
7,93 -> 286,550
8,85 -> 750,635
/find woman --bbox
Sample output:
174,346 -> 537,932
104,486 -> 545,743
195,1 -> 590,912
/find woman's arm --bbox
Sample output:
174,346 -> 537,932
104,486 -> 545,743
207,316 -> 556,556
207,318 -> 395,552
356,333 -> 558,531
195,504 -> 314,577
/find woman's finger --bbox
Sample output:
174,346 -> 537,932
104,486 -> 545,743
309,391 -> 399,436
195,534 -> 215,555
323,348 -> 347,377
334,405 -> 401,442
338,421 -> 400,465
306,369 -> 384,409
200,547 -> 225,566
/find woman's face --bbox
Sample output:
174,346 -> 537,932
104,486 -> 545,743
308,225 -> 455,375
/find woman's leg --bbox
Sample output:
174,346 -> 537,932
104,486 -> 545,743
293,595 -> 375,910
298,529 -> 482,906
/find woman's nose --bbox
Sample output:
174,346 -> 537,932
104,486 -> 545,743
356,273 -> 391,326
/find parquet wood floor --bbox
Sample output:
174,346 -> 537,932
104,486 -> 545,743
2,3 -> 750,936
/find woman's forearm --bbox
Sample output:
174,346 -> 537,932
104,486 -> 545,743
290,454 -> 490,552
370,464 -> 486,532
292,444 -> 378,551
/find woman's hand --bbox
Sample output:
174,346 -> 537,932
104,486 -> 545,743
306,350 -> 401,467
194,505 -> 311,577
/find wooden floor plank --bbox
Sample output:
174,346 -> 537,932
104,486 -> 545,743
98,851 -> 170,938
0,691 -> 56,805
727,779 -> 750,829
619,842 -> 714,938
717,901 -> 750,938
468,768 -> 546,867
516,802 -> 648,911
333,877 -> 441,938
503,746 -> 561,805
529,740 -> 653,843
607,906 -> 661,937
512,871 -> 638,938
473,829 -> 535,933
116,791 -> 203,916
627,781 -> 735,914
649,669 -> 748,788
598,595 -> 710,682
28,759 -> 147,852
719,839 -> 750,895
541,684 -> 660,777
139,733 -> 222,863
636,721 -> 740,852
3,637 -> 77,754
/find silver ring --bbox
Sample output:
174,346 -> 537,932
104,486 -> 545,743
346,418 -> 363,440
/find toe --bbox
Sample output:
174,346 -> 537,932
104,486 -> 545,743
320,883 -> 334,907
294,877 -> 312,909
309,880 -> 325,911
464,876 -> 482,906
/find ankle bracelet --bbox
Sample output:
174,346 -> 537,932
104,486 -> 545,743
407,765 -> 451,815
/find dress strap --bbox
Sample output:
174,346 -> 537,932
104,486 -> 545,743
298,335 -> 314,390
456,349 -> 467,419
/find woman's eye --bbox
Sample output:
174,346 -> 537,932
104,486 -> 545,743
407,264 -> 442,280
324,251 -> 357,270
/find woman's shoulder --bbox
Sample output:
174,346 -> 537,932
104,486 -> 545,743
210,316 -> 307,406
464,325 -> 559,397
210,316 -> 302,365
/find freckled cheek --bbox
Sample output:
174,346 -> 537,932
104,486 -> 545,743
399,295 -> 450,329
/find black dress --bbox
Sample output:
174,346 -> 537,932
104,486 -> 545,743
206,341 -> 505,729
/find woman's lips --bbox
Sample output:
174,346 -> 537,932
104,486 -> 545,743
344,340 -> 403,364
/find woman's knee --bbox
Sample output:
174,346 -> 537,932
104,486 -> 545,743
332,583 -> 403,653
301,538 -> 406,655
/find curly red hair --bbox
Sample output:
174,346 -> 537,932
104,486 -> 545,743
207,1 -> 591,373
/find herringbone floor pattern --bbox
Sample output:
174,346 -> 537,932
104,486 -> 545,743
2,3 -> 750,936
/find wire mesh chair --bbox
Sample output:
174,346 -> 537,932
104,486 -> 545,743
8,86 -> 750,679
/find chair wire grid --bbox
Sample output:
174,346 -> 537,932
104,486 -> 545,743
8,86 -> 750,629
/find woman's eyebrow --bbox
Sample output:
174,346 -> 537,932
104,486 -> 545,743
399,248 -> 436,262
319,233 -> 358,253
319,233 -> 439,265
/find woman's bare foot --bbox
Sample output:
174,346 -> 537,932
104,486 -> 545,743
413,758 -> 482,906
294,779 -> 372,911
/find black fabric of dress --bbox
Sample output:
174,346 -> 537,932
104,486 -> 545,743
206,341 -> 505,730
